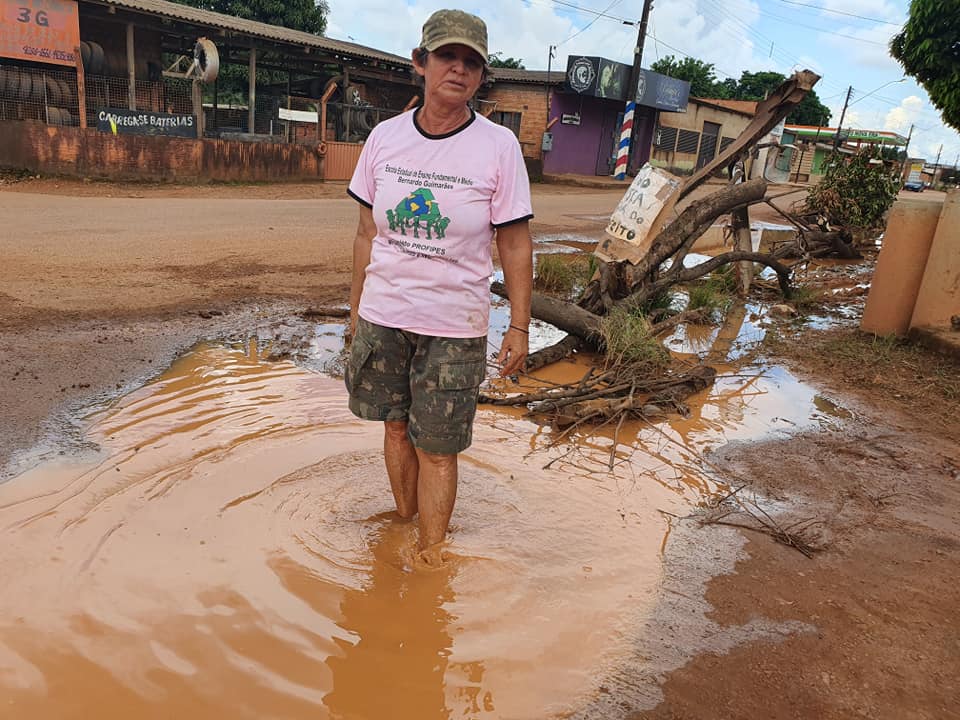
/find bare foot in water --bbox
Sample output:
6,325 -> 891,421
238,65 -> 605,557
416,541 -> 450,569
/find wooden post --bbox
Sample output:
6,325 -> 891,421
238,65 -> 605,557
126,23 -> 136,110
75,45 -> 87,129
192,80 -> 204,137
343,69 -> 350,141
732,155 -> 755,297
248,48 -> 256,133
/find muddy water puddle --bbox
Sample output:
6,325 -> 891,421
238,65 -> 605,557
0,331 -> 849,718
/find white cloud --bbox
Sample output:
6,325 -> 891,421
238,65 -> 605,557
884,95 -> 922,131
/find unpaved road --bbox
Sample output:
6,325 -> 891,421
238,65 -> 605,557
1,180 -> 958,719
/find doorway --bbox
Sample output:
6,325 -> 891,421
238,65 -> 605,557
597,109 -> 621,175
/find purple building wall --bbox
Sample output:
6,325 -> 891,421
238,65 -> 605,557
544,93 -> 657,176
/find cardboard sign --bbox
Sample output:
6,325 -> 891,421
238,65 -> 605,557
0,0 -> 80,67
595,164 -> 681,264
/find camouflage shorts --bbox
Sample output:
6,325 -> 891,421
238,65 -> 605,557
345,317 -> 487,454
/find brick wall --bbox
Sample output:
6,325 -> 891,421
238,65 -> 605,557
483,83 -> 552,161
0,120 -> 323,182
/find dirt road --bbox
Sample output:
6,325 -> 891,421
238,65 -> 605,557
1,179 -> 958,719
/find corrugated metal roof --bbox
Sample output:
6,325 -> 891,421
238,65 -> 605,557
489,69 -> 562,84
690,96 -> 757,117
86,0 -> 411,65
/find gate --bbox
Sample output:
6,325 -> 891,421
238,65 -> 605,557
324,141 -> 364,181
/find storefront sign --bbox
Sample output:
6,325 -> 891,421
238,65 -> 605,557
560,113 -> 581,126
97,109 -> 198,138
564,56 -> 690,112
0,0 -> 80,66
634,70 -> 690,112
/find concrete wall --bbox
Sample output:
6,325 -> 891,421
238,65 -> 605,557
911,190 -> 960,329
861,198 -> 943,336
0,120 -> 323,182
862,191 -> 959,339
652,102 -> 752,172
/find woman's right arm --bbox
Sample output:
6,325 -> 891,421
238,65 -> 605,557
349,205 -> 377,339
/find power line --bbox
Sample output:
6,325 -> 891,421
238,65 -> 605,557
546,0 -> 632,25
776,0 -> 903,27
555,0 -> 626,47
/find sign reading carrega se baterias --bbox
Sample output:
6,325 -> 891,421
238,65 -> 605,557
0,0 -> 80,67
97,109 -> 198,138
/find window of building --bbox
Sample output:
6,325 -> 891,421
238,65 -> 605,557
490,111 -> 522,138
676,129 -> 701,155
655,126 -> 678,152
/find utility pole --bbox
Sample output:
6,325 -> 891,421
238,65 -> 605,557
614,0 -> 654,179
934,143 -> 943,185
900,123 -> 913,179
833,85 -> 852,151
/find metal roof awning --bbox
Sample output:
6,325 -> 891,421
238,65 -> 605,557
82,0 -> 412,67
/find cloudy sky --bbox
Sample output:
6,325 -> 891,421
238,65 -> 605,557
326,0 -> 959,164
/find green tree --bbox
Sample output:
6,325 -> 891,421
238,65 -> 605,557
172,0 -> 329,34
890,0 -> 960,131
489,52 -> 525,69
650,55 -> 730,98
733,70 -> 831,125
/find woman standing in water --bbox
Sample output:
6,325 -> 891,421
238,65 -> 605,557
345,9 -> 533,565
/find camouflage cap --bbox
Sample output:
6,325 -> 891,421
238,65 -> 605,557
420,9 -> 488,63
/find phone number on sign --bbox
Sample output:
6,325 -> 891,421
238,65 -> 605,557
21,45 -> 75,62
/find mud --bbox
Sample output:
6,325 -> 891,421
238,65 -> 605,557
3,182 -> 959,719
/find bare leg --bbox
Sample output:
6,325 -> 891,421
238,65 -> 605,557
383,421 -> 418,519
415,449 -> 458,552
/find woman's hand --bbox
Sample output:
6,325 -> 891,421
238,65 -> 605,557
498,326 -> 529,377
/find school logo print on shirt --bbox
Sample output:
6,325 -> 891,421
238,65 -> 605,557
386,188 -> 451,240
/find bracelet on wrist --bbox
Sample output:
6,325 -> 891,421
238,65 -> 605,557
509,324 -> 529,334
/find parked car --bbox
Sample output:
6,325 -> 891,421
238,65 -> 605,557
903,180 -> 924,192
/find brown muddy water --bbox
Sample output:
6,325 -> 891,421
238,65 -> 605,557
0,319 -> 843,718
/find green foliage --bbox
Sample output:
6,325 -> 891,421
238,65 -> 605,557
733,70 -> 831,125
598,307 -> 670,373
489,53 -> 525,69
650,55 -> 729,98
534,254 -> 593,298
170,0 -> 329,34
890,0 -> 960,131
650,57 -> 831,124
789,285 -> 824,314
686,269 -> 735,321
804,148 -> 899,230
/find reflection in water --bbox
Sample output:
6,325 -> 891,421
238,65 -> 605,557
0,334 -> 852,718
322,518 -> 461,719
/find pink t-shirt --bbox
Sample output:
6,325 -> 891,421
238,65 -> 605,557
348,108 -> 533,338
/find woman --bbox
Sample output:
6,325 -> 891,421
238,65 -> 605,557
345,9 -> 533,565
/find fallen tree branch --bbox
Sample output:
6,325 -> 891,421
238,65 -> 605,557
493,281 -> 602,342
526,335 -> 584,371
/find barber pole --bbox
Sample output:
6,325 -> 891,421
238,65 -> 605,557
613,101 -> 635,180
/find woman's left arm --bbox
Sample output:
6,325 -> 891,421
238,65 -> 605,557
495,220 -> 533,377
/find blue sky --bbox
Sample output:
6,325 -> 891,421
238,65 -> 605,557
326,0 -> 960,164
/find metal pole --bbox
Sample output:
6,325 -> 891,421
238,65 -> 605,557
614,0 -> 653,179
833,85 -> 852,151
545,44 -> 554,134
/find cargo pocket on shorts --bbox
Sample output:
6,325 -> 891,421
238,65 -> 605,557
437,359 -> 486,391
345,336 -> 374,394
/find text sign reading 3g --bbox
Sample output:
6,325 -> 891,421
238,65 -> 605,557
0,0 -> 80,66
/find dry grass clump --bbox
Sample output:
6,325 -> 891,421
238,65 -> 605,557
598,306 -> 670,375
534,254 -> 595,297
